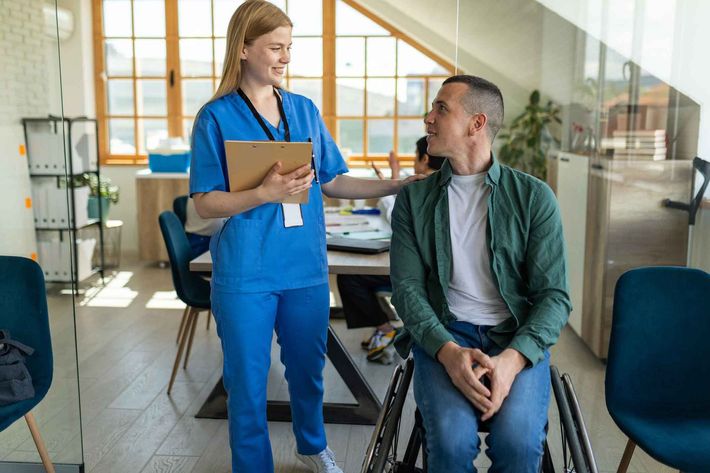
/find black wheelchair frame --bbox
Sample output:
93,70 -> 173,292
361,358 -> 598,473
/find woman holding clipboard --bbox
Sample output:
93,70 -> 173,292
189,1 -> 421,471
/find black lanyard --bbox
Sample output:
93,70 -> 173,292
237,87 -> 290,142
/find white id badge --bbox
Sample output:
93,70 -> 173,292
282,203 -> 304,228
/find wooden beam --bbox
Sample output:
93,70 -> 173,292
165,0 -> 182,138
322,0 -> 336,135
91,0 -> 109,164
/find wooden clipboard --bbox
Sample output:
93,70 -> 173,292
225,140 -> 312,204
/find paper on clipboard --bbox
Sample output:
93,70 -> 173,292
225,140 -> 312,204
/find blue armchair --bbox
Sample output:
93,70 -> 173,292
606,266 -> 710,473
0,256 -> 55,472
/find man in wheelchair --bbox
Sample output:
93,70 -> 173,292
389,75 -> 571,472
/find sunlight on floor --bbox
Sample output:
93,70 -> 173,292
78,271 -> 139,308
145,290 -> 186,310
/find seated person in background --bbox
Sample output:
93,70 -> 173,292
184,197 -> 224,259
373,136 -> 446,222
336,136 -> 445,363
391,75 -> 571,472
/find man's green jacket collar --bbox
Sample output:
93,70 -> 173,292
437,153 -> 501,187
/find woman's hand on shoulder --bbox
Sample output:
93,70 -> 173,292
401,174 -> 427,187
257,162 -> 314,203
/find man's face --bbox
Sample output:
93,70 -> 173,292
424,83 -> 475,158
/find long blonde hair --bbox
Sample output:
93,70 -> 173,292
212,0 -> 292,102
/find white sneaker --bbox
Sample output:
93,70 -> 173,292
295,446 -> 343,473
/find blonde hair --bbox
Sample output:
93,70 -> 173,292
211,0 -> 292,102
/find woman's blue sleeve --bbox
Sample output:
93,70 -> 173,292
189,110 -> 227,195
314,103 -> 348,184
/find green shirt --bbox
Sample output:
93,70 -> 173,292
390,156 -> 571,366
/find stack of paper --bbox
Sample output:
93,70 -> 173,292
602,129 -> 667,160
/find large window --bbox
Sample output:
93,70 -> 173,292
93,0 -> 454,165
334,1 -> 450,163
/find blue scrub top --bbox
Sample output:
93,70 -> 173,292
189,89 -> 348,294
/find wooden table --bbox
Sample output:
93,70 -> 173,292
190,247 -> 390,275
190,246 -> 389,425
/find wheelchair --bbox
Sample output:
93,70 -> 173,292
361,358 -> 598,473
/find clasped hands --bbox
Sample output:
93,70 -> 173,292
436,342 -> 527,421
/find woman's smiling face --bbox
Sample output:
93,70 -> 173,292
241,25 -> 292,86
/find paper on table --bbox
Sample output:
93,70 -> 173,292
324,215 -> 369,226
327,224 -> 373,234
342,230 -> 391,240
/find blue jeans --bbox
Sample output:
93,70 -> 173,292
211,284 -> 330,472
413,321 -> 550,473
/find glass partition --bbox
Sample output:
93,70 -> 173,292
0,1 -> 85,471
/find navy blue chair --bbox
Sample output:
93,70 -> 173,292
172,195 -> 211,338
173,195 -> 188,227
159,211 -> 211,395
606,266 -> 710,473
0,256 -> 55,472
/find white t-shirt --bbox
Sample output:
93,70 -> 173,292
446,173 -> 512,326
185,198 -> 224,236
378,194 -> 396,224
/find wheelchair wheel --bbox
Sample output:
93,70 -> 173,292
361,358 -> 415,473
550,366 -> 599,473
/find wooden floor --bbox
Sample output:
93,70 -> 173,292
0,258 -> 675,473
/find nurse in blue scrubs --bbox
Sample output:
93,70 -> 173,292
189,2 -> 420,472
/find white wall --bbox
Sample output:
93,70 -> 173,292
102,166 -> 141,255
56,0 -> 95,117
0,0 -> 50,258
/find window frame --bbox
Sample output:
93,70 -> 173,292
92,0 -> 456,166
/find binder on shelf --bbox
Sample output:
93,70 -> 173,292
25,121 -> 65,175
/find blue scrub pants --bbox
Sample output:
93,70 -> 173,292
211,283 -> 330,472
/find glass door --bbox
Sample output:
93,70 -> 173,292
0,1 -> 84,471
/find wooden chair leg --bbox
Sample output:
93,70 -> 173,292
24,412 -> 56,473
617,439 -> 636,473
176,306 -> 189,344
183,308 -> 200,370
206,309 -> 211,330
168,307 -> 195,394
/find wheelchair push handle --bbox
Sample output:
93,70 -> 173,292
663,157 -> 710,226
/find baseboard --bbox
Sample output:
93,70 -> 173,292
0,462 -> 83,473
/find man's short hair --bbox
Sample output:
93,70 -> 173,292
415,136 -> 445,170
442,75 -> 504,141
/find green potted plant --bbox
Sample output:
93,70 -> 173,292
498,90 -> 561,180
77,173 -> 119,220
